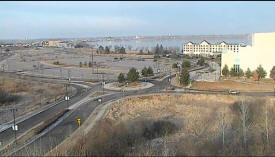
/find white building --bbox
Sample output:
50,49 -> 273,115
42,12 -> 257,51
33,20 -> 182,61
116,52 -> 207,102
183,40 -> 245,57
221,32 -> 275,78
57,42 -> 73,48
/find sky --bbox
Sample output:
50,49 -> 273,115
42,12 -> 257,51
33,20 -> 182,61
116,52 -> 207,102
1,1 -> 275,40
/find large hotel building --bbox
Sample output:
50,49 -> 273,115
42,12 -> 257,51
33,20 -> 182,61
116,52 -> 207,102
182,40 -> 246,57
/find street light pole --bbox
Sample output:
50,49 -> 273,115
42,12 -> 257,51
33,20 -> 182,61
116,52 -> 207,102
11,107 -> 17,144
102,73 -> 104,94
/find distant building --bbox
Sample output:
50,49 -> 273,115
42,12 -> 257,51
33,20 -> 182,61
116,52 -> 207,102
41,40 -> 61,47
183,40 -> 245,57
221,32 -> 275,78
57,41 -> 73,48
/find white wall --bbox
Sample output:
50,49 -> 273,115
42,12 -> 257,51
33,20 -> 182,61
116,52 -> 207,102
222,32 -> 275,78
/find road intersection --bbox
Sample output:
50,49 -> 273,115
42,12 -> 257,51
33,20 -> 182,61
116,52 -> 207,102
0,55 -> 274,156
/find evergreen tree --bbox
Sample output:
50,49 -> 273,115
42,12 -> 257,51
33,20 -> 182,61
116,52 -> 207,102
118,73 -> 125,83
98,45 -> 104,54
180,68 -> 190,86
230,67 -> 236,77
119,46 -> 126,54
270,66 -> 275,81
147,66 -> 154,76
222,64 -> 229,77
127,68 -> 139,82
104,46 -> 110,54
245,68 -> 253,78
238,68 -> 244,77
141,67 -> 148,77
256,65 -> 267,80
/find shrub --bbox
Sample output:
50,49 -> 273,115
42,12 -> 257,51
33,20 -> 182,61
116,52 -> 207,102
197,58 -> 205,66
0,89 -> 21,105
118,73 -> 125,83
172,63 -> 178,69
53,61 -> 60,65
182,60 -> 191,69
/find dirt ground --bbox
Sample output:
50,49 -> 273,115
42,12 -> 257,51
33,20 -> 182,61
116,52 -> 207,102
0,77 -> 66,123
42,60 -> 129,71
192,79 -> 274,91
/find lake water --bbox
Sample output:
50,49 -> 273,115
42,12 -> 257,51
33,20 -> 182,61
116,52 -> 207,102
88,37 -> 251,51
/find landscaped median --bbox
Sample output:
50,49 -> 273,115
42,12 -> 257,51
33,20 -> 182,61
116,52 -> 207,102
104,81 -> 154,91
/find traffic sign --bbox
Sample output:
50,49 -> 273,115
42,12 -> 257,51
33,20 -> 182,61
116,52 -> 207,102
77,118 -> 81,126
65,96 -> 70,101
12,125 -> 18,131
98,98 -> 102,102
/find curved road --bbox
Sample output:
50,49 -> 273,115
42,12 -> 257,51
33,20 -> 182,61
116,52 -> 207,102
0,54 -> 273,156
9,73 -> 275,156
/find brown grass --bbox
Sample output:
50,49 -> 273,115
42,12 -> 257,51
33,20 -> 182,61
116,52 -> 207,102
48,94 -> 275,156
0,77 -> 66,123
192,80 -> 274,91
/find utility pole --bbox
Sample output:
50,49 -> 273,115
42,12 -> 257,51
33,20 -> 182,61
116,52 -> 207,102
11,107 -> 18,144
68,69 -> 71,95
92,51 -> 94,73
102,73 -> 105,94
97,66 -> 99,80
169,67 -> 172,88
65,69 -> 71,108
59,67 -> 62,79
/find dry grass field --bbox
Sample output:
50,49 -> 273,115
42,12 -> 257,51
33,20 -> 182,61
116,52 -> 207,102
0,77 -> 66,123
193,80 -> 274,91
51,93 -> 275,156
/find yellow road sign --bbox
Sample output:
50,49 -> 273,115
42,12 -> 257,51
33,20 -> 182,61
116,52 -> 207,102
77,118 -> 81,126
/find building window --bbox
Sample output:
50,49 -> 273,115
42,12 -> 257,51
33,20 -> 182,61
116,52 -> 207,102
233,64 -> 240,73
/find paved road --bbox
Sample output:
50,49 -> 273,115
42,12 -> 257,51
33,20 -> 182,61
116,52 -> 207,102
0,73 -> 100,153
0,57 -> 273,156
9,73 -> 275,156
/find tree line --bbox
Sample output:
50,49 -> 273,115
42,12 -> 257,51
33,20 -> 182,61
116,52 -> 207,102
222,64 -> 275,81
118,67 -> 154,83
97,45 -> 126,54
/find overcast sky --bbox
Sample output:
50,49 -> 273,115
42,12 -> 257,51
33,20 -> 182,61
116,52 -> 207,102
1,1 -> 275,39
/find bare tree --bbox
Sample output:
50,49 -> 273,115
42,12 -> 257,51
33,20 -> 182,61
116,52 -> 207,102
219,110 -> 227,148
265,103 -> 269,145
239,99 -> 249,151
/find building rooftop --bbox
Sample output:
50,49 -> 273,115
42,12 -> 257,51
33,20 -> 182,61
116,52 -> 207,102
184,40 -> 246,45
